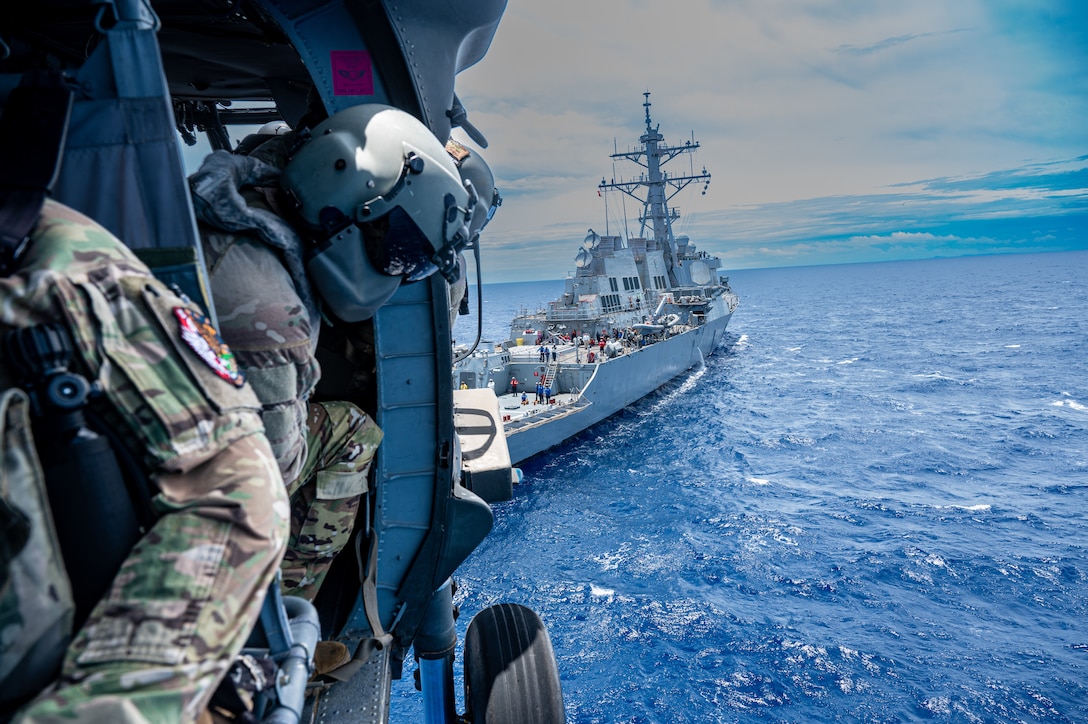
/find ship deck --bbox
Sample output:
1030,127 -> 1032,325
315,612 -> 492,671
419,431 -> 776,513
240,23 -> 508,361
493,389 -> 585,428
491,341 -> 588,427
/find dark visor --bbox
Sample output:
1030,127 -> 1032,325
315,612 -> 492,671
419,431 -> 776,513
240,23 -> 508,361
359,187 -> 473,284
362,206 -> 439,282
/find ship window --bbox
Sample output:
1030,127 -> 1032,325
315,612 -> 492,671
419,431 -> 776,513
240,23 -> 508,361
622,277 -> 630,291
609,278 -> 618,292
633,277 -> 641,289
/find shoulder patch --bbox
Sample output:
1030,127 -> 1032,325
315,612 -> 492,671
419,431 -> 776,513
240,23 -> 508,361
173,307 -> 246,388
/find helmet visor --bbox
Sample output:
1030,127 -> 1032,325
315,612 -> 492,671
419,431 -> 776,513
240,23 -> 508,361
362,207 -> 440,282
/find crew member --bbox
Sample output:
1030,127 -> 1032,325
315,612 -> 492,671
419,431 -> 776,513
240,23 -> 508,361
190,104 -> 493,600
2,200 -> 289,722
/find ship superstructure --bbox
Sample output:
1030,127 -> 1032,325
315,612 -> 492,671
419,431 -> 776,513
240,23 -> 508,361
510,92 -> 732,341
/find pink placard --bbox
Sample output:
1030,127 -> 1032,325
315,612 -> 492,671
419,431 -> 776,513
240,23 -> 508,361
331,50 -> 374,96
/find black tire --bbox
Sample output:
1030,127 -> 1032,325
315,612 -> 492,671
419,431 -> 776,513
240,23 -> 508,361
464,603 -> 566,723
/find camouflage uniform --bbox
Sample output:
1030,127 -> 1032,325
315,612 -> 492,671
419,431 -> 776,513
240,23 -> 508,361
1,200 -> 289,722
193,144 -> 382,600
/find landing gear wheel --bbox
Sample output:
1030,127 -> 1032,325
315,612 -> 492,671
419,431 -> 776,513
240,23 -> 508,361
464,603 -> 565,723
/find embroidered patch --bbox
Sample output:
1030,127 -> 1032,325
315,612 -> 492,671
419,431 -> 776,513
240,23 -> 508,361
173,307 -> 246,388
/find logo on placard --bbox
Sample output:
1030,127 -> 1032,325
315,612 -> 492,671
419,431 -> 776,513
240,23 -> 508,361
331,51 -> 374,96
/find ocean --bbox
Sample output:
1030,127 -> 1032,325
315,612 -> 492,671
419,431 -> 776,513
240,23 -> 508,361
391,250 -> 1088,722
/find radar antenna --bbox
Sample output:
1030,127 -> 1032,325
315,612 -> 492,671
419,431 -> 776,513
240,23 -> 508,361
596,92 -> 711,286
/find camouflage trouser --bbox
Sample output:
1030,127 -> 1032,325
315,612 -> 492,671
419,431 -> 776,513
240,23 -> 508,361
15,433 -> 290,724
279,401 -> 382,600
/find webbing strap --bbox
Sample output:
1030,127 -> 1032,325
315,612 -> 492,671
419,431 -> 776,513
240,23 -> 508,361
322,529 -> 393,683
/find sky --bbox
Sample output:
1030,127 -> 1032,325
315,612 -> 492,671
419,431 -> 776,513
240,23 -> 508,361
449,0 -> 1088,282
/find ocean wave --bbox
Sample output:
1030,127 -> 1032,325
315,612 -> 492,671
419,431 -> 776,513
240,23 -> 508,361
633,364 -> 708,418
929,503 -> 993,512
912,371 -> 965,383
758,433 -> 818,449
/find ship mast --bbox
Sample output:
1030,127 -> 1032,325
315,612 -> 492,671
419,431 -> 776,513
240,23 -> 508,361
598,92 -> 711,286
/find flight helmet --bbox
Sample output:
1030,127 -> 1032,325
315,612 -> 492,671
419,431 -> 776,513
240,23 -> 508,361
281,104 -> 478,322
258,120 -> 291,136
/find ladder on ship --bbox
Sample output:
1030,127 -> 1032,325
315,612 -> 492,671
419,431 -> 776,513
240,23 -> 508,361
541,359 -> 558,389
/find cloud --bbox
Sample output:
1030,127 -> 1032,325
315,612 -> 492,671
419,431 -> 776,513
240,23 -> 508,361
833,30 -> 960,57
472,151 -> 1088,279
451,0 -> 1087,281
911,158 -> 1088,194
708,156 -> 1088,270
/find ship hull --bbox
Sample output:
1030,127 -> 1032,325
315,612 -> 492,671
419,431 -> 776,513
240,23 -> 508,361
504,307 -> 733,464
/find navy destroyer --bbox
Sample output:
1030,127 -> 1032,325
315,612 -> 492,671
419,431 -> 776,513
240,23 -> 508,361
454,93 -> 740,466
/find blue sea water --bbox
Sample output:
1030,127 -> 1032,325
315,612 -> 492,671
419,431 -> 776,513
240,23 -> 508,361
392,250 -> 1088,722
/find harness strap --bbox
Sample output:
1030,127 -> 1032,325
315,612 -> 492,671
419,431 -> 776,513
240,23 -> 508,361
321,528 -> 393,683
